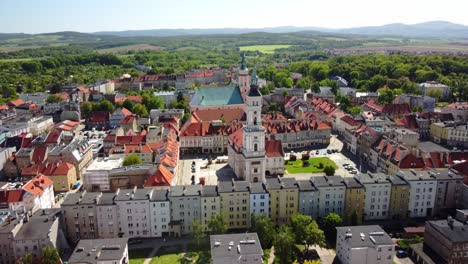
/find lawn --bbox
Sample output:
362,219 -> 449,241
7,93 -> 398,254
239,45 -> 292,54
285,157 -> 337,174
129,248 -> 153,264
150,246 -> 183,264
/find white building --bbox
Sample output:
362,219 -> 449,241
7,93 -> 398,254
419,81 -> 450,100
83,158 -> 123,192
28,116 -> 54,136
336,225 -> 395,264
296,180 -> 320,219
114,188 -> 152,238
96,193 -> 119,239
149,188 -> 170,237
355,173 -> 391,220
397,170 -> 437,218
248,182 -> 269,216
312,176 -> 346,218
168,185 -> 201,236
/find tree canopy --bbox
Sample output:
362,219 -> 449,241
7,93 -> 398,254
122,153 -> 142,166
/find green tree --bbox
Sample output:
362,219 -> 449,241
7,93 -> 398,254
426,88 -> 443,102
145,96 -> 163,110
207,214 -> 228,235
45,94 -> 63,104
98,99 -> 114,113
324,166 -> 335,176
132,103 -> 149,117
307,220 -> 326,249
377,87 -> 395,104
122,99 -> 135,110
192,219 -> 206,249
123,153 -> 142,166
177,91 -> 184,102
269,102 -> 279,112
349,106 -> 362,115
251,213 -> 275,249
322,213 -> 343,244
291,213 -> 313,244
17,254 -> 33,264
41,247 -> 60,264
273,226 -> 295,264
80,101 -> 94,118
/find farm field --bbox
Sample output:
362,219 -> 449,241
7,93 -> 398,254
285,157 -> 337,174
97,44 -> 162,54
239,44 -> 292,54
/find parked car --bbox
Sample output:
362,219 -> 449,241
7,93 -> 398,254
315,150 -> 319,154
396,250 -> 408,258
343,163 -> 350,166
349,170 -> 358,174
327,149 -> 332,154
191,168 -> 196,173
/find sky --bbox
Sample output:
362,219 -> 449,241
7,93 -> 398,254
1,0 -> 467,33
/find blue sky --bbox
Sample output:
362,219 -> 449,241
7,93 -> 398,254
1,0 -> 467,33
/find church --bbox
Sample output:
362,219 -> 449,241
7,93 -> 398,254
227,55 -> 284,183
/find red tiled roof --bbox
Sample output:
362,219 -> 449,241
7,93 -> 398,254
0,189 -> 24,204
77,86 -> 90,94
363,100 -> 384,113
192,108 -> 245,123
88,111 -> 110,123
399,153 -> 425,169
265,140 -> 284,158
120,115 -> 136,125
0,104 -> 8,110
382,103 -> 411,116
340,115 -> 361,127
50,161 -> 74,175
120,107 -> 132,116
45,130 -> 62,144
144,165 -> 173,187
22,174 -> 53,197
32,146 -> 48,164
124,144 -> 153,154
115,135 -> 145,145
126,95 -> 143,103
8,98 -> 25,107
446,102 -> 468,110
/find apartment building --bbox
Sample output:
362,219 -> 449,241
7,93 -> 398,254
168,185 -> 202,236
296,179 -> 319,219
430,121 -> 468,148
114,188 -> 152,238
83,158 -> 123,192
149,188 -> 170,238
312,176 -> 346,218
342,178 -> 365,225
336,225 -> 395,264
265,177 -> 298,225
96,193 -> 118,239
386,175 -> 410,220
355,173 -> 391,221
61,191 -> 101,243
218,181 -> 250,230
68,238 -> 128,264
200,185 -> 220,231
398,170 -> 437,218
248,182 -> 269,216
430,169 -> 464,217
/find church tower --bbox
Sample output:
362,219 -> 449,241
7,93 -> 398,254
238,53 -> 251,101
242,66 -> 266,183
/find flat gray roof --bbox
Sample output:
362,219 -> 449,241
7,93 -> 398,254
62,192 -> 101,205
69,238 -> 128,263
210,233 -> 263,262
15,209 -> 62,240
114,188 -> 152,201
169,185 -> 202,197
426,219 -> 468,243
336,225 -> 393,248
311,176 -> 344,188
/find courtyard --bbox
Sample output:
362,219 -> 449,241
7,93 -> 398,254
285,157 -> 337,174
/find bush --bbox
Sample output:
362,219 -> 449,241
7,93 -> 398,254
302,154 -> 310,160
303,160 -> 310,167
324,166 -> 335,176
318,162 -> 324,169
290,155 -> 297,161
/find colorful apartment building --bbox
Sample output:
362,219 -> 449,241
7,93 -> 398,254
218,180 -> 250,230
265,177 -> 299,225
342,178 -> 365,225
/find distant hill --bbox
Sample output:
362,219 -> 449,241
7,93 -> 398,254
332,21 -> 468,38
92,21 -> 468,38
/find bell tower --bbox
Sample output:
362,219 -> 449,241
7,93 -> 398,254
238,53 -> 251,101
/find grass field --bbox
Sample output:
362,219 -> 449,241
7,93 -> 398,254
150,245 -> 184,264
285,157 -> 337,174
97,44 -> 162,54
129,248 -> 152,264
239,45 -> 292,54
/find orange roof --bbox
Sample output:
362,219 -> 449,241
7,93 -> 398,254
192,108 -> 245,123
0,104 -> 8,110
22,174 -> 53,197
8,98 -> 24,107
124,144 -> 153,154
45,130 -> 62,143
120,107 -> 132,116
126,95 -> 143,103
229,128 -> 244,148
77,86 -> 90,94
0,189 -> 24,204
144,165 -> 173,187
120,115 -> 136,125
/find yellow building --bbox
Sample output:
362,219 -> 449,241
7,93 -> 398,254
200,185 -> 220,231
265,177 -> 299,225
430,122 -> 449,144
218,180 -> 250,230
387,175 -> 410,220
47,161 -> 77,192
342,178 -> 365,225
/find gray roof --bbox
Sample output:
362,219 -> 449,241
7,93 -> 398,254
265,177 -> 297,190
15,209 -> 61,240
69,238 -> 128,263
426,219 -> 468,243
150,189 -> 169,201
342,178 -> 364,189
386,175 -> 409,186
169,185 -> 202,197
311,176 -> 344,188
336,225 -> 393,248
417,141 -> 450,153
201,185 -> 218,197
96,193 -> 116,205
428,169 -> 464,181
295,180 -> 318,191
115,188 -> 152,201
249,182 -> 267,194
218,181 -> 249,193
397,170 -> 437,182
62,192 -> 101,206
210,233 -> 263,262
355,172 -> 390,185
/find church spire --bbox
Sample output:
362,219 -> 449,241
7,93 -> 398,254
241,53 -> 248,71
250,65 -> 258,86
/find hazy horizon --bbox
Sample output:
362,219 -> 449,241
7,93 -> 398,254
1,0 -> 468,34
